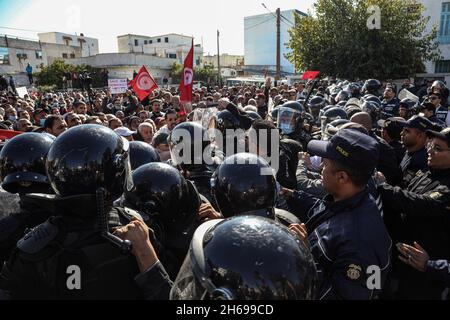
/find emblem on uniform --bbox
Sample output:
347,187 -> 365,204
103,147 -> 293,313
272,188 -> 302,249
346,264 -> 362,280
429,192 -> 442,200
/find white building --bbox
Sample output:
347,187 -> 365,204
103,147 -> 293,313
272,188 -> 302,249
117,34 -> 203,67
417,0 -> 450,83
244,9 -> 307,76
38,32 -> 99,57
202,53 -> 244,69
65,53 -> 175,83
0,34 -> 82,86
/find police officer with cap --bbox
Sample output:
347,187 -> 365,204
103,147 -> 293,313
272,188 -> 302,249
282,129 -> 392,299
399,116 -> 433,187
378,127 -> 450,299
378,117 -> 406,168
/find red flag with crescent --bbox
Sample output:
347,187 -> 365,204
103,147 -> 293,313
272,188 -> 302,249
179,39 -> 194,115
131,66 -> 159,101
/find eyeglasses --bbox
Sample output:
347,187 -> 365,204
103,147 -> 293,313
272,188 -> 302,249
427,142 -> 450,153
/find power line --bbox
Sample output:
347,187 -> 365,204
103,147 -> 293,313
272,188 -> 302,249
280,15 -> 294,27
0,26 -> 46,33
260,4 -> 294,28
245,16 -> 275,30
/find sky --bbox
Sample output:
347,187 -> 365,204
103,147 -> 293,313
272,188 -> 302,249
0,0 -> 315,55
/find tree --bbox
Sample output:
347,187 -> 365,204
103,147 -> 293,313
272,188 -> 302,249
170,62 -> 217,85
286,0 -> 441,80
35,59 -> 104,89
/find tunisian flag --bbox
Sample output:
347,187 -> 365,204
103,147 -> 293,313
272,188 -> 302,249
179,39 -> 194,115
130,66 -> 158,101
0,130 -> 22,141
301,71 -> 320,80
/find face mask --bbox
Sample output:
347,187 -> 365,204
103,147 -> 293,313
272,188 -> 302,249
40,118 -> 46,127
8,115 -> 17,122
280,123 -> 294,135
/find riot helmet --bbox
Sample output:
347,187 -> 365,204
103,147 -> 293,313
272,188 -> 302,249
169,122 -> 214,172
46,124 -> 132,200
170,216 -> 317,300
0,132 -> 54,194
129,141 -> 160,171
362,79 -> 382,95
320,107 -> 348,137
124,162 -> 200,228
211,153 -> 276,220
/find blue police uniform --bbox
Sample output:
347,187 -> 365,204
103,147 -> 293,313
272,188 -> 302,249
381,98 -> 400,118
286,129 -> 393,300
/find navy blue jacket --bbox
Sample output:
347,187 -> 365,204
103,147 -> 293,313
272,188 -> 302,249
289,189 -> 392,300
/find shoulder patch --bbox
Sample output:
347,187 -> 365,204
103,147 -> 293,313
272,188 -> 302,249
17,220 -> 59,254
346,264 -> 362,281
429,192 -> 442,200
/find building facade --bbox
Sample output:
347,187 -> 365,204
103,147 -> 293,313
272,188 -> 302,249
117,33 -> 203,67
0,35 -> 82,85
65,53 -> 175,84
202,53 -> 244,69
244,9 -> 306,76
38,32 -> 99,57
417,0 -> 450,83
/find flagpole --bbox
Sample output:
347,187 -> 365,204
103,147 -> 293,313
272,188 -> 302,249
217,30 -> 221,88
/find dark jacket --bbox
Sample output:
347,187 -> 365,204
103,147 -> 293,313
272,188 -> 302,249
399,147 -> 428,188
288,189 -> 392,300
378,169 -> 450,299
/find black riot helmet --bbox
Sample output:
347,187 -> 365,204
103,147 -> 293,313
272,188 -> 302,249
0,132 -> 54,194
245,111 -> 262,122
320,107 -> 348,136
215,109 -> 241,132
363,79 -> 382,95
276,101 -> 305,135
46,124 -> 132,200
211,153 -> 276,220
170,216 -> 317,300
124,162 -> 200,228
362,94 -> 382,108
129,141 -> 160,171
169,122 -> 214,172
307,96 -> 326,121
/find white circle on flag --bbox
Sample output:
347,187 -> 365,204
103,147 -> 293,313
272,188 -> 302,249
184,68 -> 193,86
137,72 -> 154,90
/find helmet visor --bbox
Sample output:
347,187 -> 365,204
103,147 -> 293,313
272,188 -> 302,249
277,107 -> 300,135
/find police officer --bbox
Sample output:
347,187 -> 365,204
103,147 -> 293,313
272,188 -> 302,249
362,79 -> 382,97
399,116 -> 433,187
128,141 -> 160,171
211,152 -> 300,226
282,129 -> 392,299
249,119 -> 302,190
116,216 -> 318,300
380,85 -> 400,119
0,125 -> 144,299
123,162 -> 203,279
0,133 -> 54,264
428,91 -> 448,126
378,117 -> 407,168
378,127 -> 450,299
398,98 -> 417,121
168,121 -> 222,207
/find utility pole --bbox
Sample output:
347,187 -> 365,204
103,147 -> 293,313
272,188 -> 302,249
276,8 -> 281,81
217,30 -> 221,87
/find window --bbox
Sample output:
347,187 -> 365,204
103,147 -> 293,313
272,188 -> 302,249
144,40 -> 148,45
165,37 -> 169,43
149,40 -> 153,44
35,50 -> 43,59
70,53 -> 76,59
62,53 -> 68,58
439,2 -> 450,44
134,39 -> 139,46
16,50 -> 28,59
435,60 -> 450,73
167,53 -> 177,59
157,38 -> 161,43
0,47 -> 10,65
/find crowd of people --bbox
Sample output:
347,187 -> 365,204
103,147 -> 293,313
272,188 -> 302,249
0,75 -> 449,300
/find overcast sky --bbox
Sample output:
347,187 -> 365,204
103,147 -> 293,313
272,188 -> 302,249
0,0 -> 315,55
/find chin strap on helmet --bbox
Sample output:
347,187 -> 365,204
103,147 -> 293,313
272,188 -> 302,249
96,187 -> 132,254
